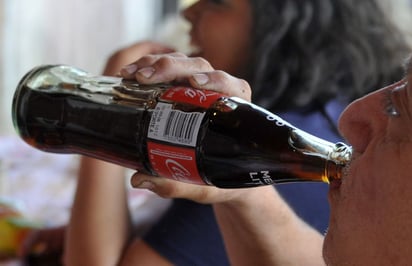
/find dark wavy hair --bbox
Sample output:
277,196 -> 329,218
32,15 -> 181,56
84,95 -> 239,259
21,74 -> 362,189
247,0 -> 411,111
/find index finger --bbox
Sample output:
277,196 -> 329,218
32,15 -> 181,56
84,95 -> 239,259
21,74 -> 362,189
188,70 -> 252,101
120,54 -> 214,84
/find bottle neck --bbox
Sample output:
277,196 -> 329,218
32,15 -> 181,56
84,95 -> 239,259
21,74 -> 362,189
288,129 -> 351,183
325,161 -> 344,183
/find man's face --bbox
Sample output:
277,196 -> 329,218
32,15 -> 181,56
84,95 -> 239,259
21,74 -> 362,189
324,57 -> 412,265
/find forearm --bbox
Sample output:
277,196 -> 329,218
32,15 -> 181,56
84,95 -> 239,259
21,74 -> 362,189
213,186 -> 325,266
65,157 -> 131,266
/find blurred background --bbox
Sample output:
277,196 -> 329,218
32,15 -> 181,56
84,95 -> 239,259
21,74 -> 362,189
0,0 -> 412,263
1,0 -> 412,134
0,0 -> 197,135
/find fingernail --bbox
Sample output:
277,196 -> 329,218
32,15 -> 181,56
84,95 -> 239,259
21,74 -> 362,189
192,73 -> 209,86
122,64 -> 138,75
138,67 -> 155,79
137,181 -> 155,190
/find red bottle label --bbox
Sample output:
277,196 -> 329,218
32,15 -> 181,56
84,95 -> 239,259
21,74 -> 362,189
147,141 -> 205,184
147,87 -> 223,184
160,86 -> 223,108
147,102 -> 205,147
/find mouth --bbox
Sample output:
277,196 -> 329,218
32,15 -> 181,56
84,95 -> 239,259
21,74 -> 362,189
328,159 -> 352,200
328,177 -> 341,204
329,178 -> 342,190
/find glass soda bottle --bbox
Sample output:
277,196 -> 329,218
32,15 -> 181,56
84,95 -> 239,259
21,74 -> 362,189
12,65 -> 352,188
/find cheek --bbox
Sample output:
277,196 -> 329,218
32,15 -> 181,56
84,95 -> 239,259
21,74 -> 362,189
210,35 -> 251,74
338,160 -> 379,224
329,145 -> 412,258
325,156 -> 387,263
387,117 -> 412,143
341,146 -> 403,219
199,21 -> 252,73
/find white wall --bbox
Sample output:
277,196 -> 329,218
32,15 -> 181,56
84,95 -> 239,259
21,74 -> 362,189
0,0 -> 165,135
379,0 -> 412,47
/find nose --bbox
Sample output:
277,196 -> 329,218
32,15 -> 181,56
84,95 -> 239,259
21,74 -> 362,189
338,87 -> 389,154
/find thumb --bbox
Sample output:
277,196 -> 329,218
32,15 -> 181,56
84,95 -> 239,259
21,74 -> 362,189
129,172 -> 226,204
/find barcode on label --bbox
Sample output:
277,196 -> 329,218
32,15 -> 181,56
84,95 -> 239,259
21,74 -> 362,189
148,102 -> 205,147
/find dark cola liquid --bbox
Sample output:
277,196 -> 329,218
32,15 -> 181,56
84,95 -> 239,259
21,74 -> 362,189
13,85 -> 150,171
199,98 -> 334,188
13,74 -> 345,188
13,86 -> 339,188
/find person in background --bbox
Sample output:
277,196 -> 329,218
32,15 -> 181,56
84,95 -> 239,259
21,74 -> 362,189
26,0 -> 411,265
125,51 -> 412,265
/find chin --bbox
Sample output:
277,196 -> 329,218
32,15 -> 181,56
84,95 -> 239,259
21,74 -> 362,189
323,230 -> 334,265
323,217 -> 340,265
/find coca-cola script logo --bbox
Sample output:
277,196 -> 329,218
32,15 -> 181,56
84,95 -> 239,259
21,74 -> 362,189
161,87 -> 223,108
165,159 -> 192,182
183,88 -> 219,104
147,141 -> 204,185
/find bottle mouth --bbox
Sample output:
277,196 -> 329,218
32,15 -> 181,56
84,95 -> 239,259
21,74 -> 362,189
330,142 -> 352,165
288,128 -> 352,165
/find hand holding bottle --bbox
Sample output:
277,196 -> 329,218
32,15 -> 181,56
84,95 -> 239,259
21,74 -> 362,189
123,54 -> 256,201
120,52 -> 252,102
121,53 -> 293,203
130,170 -> 261,204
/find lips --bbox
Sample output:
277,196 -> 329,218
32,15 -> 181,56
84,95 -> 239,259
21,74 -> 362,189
329,178 -> 342,190
328,178 -> 341,205
328,156 -> 354,202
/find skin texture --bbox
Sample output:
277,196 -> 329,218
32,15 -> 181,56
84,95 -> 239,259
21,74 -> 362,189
182,0 -> 253,77
324,71 -> 412,264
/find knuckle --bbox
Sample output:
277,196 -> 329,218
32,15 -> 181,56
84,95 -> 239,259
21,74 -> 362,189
239,79 -> 252,98
155,56 -> 175,69
195,188 -> 211,203
153,181 -> 181,198
170,52 -> 187,58
139,54 -> 157,62
134,54 -> 156,66
192,56 -> 213,70
215,70 -> 232,83
214,70 -> 227,76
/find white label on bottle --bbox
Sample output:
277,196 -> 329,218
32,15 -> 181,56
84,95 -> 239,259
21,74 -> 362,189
148,102 -> 205,147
